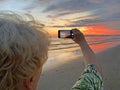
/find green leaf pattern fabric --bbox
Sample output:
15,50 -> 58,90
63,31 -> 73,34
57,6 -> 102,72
71,64 -> 103,90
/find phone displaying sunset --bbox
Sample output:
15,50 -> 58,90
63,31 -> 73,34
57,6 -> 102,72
0,0 -> 120,90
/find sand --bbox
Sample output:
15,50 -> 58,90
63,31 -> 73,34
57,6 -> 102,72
38,45 -> 120,90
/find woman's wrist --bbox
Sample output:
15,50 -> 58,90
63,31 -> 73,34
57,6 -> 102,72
78,38 -> 87,46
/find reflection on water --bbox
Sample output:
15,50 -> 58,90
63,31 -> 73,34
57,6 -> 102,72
44,35 -> 120,71
49,35 -> 120,53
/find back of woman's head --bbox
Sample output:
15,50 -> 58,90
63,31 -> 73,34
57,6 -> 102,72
0,11 -> 50,90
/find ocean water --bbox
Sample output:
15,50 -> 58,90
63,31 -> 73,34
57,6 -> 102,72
43,35 -> 120,71
49,35 -> 120,52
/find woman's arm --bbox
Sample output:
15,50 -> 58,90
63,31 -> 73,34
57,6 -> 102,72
72,29 -> 102,75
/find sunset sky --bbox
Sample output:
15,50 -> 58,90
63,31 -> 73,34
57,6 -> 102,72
0,0 -> 120,36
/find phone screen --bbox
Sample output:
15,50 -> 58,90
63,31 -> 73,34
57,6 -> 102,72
58,30 -> 74,38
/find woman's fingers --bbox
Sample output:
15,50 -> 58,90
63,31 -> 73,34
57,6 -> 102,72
71,28 -> 85,44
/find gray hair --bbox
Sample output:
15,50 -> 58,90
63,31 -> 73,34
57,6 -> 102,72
0,11 -> 50,90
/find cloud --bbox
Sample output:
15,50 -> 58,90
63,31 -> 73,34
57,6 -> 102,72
42,0 -> 120,30
0,0 -> 119,30
0,0 -> 29,4
88,0 -> 104,3
49,10 -> 120,28
105,21 -> 120,30
0,0 -> 11,2
0,0 -> 10,6
47,11 -> 81,19
83,24 -> 120,35
66,9 -> 120,27
23,0 -> 58,11
0,0 -> 32,10
48,25 -> 65,28
43,0 -> 100,13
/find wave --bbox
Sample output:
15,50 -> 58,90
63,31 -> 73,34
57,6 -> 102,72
49,35 -> 120,52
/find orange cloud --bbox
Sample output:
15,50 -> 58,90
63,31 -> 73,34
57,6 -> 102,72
83,24 -> 120,35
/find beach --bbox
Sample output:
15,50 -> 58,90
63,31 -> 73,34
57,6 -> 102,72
97,45 -> 120,90
38,44 -> 120,90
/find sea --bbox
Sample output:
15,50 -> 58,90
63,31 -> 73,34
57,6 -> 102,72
48,35 -> 120,58
43,35 -> 120,71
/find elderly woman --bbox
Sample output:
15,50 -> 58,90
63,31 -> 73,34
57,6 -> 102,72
0,11 -> 50,90
0,11 -> 103,90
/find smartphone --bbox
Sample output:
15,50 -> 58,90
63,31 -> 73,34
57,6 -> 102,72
58,30 -> 74,38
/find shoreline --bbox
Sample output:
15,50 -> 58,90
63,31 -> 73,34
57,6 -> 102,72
39,44 -> 120,90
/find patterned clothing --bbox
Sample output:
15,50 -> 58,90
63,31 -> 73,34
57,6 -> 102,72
71,64 -> 103,90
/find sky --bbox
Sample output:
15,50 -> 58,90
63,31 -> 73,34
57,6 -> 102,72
0,0 -> 120,36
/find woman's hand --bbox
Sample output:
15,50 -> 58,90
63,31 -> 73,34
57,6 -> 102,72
72,28 -> 86,45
